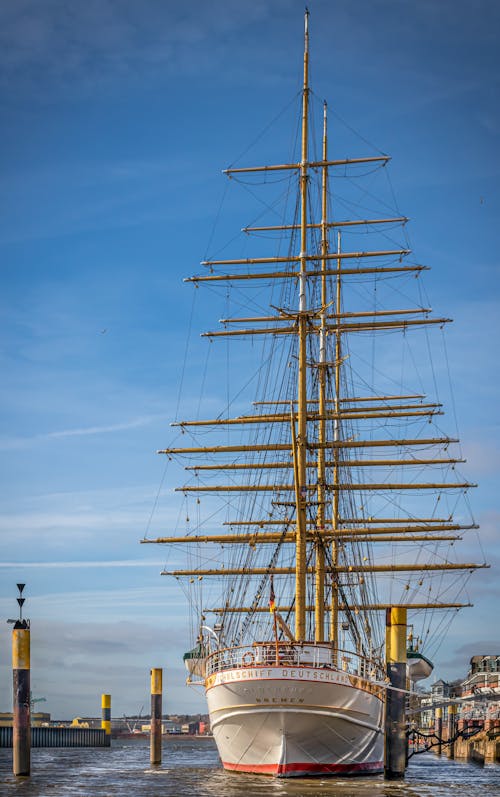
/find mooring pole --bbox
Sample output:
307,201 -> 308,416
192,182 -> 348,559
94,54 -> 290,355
150,668 -> 162,765
11,584 -> 30,777
447,704 -> 456,759
384,606 -> 407,780
101,694 -> 111,738
436,707 -> 443,755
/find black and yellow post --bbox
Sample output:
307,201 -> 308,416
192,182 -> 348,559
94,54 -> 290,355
447,704 -> 456,759
11,583 -> 30,777
384,606 -> 407,780
150,668 -> 162,765
436,707 -> 443,755
101,694 -> 111,738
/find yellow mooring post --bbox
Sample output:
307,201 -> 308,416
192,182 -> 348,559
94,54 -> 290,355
447,704 -> 456,759
101,694 -> 111,737
11,583 -> 30,777
436,707 -> 443,755
150,668 -> 162,765
384,606 -> 407,780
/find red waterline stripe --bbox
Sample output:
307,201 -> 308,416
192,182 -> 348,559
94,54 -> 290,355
223,760 -> 383,775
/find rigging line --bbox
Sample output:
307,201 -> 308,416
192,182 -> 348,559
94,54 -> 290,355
462,491 -> 484,563
238,522 -> 292,642
332,192 -> 400,224
231,172 -> 299,186
347,344 -> 423,397
226,287 -> 230,453
167,494 -> 193,570
174,287 -> 198,423
370,278 -> 378,434
441,326 -> 463,458
346,210 -> 410,252
233,173 -> 301,223
143,456 -> 170,541
418,278 -> 441,405
240,107 -> 302,232
423,609 -> 458,660
323,100 -> 388,157
196,340 -> 212,421
226,91 -> 301,170
377,276 -> 429,313
187,332 -> 288,427
220,322 -> 295,637
402,333 -> 427,399
147,281 -> 198,543
446,488 -> 467,524
205,227 -> 252,262
340,173 -> 402,218
201,279 -> 275,318
329,165 -> 391,179
204,178 -> 230,260
312,519 -> 368,656
383,167 -> 407,234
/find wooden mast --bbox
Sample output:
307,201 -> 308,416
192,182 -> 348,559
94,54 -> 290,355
330,231 -> 343,650
314,101 -> 328,643
295,7 -> 310,641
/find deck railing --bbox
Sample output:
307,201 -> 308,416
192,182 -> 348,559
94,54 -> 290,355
205,642 -> 383,680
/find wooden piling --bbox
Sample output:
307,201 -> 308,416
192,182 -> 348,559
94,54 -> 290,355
150,668 -> 162,765
12,621 -> 30,776
384,606 -> 407,780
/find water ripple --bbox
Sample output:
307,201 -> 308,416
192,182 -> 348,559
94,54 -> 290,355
0,738 -> 499,797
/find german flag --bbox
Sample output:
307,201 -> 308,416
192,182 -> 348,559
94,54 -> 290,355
269,576 -> 276,613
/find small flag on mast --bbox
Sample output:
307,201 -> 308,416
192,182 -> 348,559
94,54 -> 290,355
269,576 -> 276,613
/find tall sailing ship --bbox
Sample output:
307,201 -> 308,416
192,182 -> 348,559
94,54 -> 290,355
143,12 -> 486,777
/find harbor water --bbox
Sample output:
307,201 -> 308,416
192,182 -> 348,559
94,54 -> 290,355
1,738 -> 499,796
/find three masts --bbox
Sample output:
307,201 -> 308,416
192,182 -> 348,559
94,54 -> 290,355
139,11 -> 490,778
143,11 -> 484,663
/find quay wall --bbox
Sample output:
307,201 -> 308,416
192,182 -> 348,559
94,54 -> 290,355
0,726 -> 110,748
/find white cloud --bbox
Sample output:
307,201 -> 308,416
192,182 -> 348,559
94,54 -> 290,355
0,0 -> 277,95
0,413 -> 166,450
0,558 -> 164,569
0,614 -> 203,717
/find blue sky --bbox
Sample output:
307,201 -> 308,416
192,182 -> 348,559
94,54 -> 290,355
0,0 -> 499,719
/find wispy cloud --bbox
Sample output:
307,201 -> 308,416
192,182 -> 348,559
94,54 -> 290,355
0,0 -> 276,97
0,584 -> 184,616
0,155 -> 213,244
0,614 -> 201,716
0,413 -> 165,450
0,558 -> 163,569
454,639 -> 500,657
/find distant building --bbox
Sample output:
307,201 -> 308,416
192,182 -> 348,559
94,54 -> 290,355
415,692 -> 433,729
430,678 -> 449,699
462,655 -> 500,698
416,655 -> 500,730
163,719 -> 182,734
470,655 -> 500,674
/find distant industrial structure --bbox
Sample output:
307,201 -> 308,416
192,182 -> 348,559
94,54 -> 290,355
0,710 -> 210,738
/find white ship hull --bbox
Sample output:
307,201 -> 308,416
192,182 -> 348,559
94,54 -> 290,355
205,664 -> 384,777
